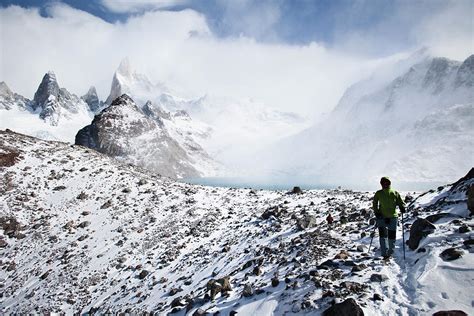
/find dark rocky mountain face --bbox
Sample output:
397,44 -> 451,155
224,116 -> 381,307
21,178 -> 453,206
32,72 -> 60,110
81,86 -> 102,112
75,94 -> 205,178
28,71 -> 90,126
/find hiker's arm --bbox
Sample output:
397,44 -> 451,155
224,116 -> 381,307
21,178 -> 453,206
372,193 -> 381,217
397,192 -> 406,213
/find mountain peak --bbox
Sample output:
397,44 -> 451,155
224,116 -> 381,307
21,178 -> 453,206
0,81 -> 12,96
117,57 -> 133,77
33,71 -> 60,109
455,54 -> 474,88
82,86 -> 101,112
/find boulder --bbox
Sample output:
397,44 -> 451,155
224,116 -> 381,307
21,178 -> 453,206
289,186 -> 303,194
440,248 -> 463,261
433,311 -> 468,316
408,218 -> 436,250
296,215 -> 317,230
323,298 -> 364,316
242,284 -> 254,297
370,273 -> 388,282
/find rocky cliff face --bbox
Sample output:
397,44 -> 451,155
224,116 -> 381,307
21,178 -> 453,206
0,82 -> 31,110
81,86 -> 102,113
75,94 -> 218,179
30,72 -> 90,126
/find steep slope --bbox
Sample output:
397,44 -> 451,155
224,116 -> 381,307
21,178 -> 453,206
81,86 -> 103,113
0,73 -> 93,142
75,94 -> 218,179
264,54 -> 474,189
0,82 -> 31,110
1,130 -> 472,315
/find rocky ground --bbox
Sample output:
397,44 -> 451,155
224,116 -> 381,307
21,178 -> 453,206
0,129 -> 473,315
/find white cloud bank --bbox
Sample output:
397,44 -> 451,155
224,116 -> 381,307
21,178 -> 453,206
100,0 -> 187,13
0,1 -> 472,118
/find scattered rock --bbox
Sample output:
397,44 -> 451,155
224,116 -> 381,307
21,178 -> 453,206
408,218 -> 436,250
288,186 -> 303,194
440,248 -> 463,261
138,270 -> 149,279
370,273 -> 388,282
242,284 -> 254,297
373,293 -> 383,301
323,298 -> 364,316
334,250 -> 349,260
77,192 -> 88,200
52,185 -> 66,191
101,200 -> 112,209
297,215 -> 317,230
458,225 -> 470,233
78,221 -> 90,228
433,311 -> 468,316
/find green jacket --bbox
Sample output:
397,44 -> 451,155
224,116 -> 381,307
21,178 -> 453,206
373,188 -> 405,218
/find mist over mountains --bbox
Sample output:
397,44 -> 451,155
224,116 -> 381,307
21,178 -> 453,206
0,50 -> 472,187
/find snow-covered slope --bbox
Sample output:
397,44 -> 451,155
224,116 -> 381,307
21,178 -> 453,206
263,54 -> 474,189
0,73 -> 93,142
75,94 -> 219,179
1,129 -> 472,315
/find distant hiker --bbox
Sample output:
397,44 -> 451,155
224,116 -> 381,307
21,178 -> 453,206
326,213 -> 334,225
373,177 -> 406,258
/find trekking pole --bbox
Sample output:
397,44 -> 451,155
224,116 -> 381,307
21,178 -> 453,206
368,223 -> 377,253
401,212 -> 406,260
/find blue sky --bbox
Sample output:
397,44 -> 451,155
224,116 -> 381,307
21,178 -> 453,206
0,0 -> 463,56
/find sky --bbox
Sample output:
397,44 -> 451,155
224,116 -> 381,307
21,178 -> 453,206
0,0 -> 472,117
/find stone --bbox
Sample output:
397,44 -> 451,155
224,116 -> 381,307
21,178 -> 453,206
408,218 -> 436,250
433,311 -> 468,316
463,239 -> 474,248
138,270 -> 149,279
271,277 -> 279,287
289,186 -> 303,194
0,239 -> 7,248
78,221 -> 90,228
351,264 -> 367,272
242,284 -> 254,297
334,250 -> 349,260
373,293 -> 383,301
297,215 -> 317,230
440,248 -> 463,261
458,225 -> 470,233
370,273 -> 388,282
323,298 -> 364,316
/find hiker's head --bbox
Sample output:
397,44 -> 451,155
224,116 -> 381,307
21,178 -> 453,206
380,177 -> 391,189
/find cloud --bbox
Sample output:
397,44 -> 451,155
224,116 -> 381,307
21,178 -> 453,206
100,0 -> 187,13
0,1 -> 471,119
0,3 -> 375,118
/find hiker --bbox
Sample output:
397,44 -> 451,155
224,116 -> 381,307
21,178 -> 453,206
326,213 -> 334,225
372,177 -> 406,258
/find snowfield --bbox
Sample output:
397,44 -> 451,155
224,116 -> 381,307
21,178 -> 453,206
0,130 -> 473,315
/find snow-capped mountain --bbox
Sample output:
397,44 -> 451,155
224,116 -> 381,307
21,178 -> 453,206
103,59 -> 308,167
75,94 -> 219,179
105,58 -> 169,106
0,73 -> 93,142
0,82 -> 31,110
1,129 -> 473,315
263,53 -> 474,189
81,86 -> 103,113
